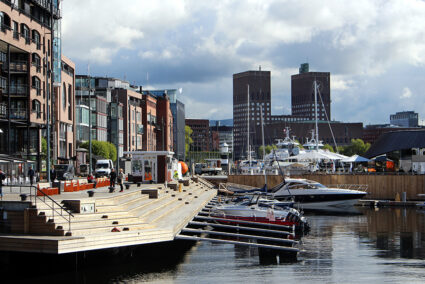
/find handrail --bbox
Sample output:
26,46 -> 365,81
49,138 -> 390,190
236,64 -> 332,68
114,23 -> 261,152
31,185 -> 74,234
1,184 -> 74,234
327,184 -> 369,192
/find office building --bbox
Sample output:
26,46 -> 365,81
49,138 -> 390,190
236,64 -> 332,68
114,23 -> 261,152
185,119 -> 210,152
233,68 -> 271,160
390,111 -> 419,127
291,63 -> 331,120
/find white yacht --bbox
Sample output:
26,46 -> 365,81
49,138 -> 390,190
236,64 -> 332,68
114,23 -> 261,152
271,178 -> 367,210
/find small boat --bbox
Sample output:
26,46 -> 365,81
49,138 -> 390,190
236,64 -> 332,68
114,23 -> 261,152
211,195 -> 308,230
272,178 -> 367,211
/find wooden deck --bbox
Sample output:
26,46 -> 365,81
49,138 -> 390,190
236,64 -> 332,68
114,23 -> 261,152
0,179 -> 216,254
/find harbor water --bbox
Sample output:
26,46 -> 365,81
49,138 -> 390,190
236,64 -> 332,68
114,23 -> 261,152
6,207 -> 425,284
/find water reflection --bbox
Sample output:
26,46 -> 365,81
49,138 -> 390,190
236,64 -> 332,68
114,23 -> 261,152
356,208 -> 425,260
5,208 -> 425,283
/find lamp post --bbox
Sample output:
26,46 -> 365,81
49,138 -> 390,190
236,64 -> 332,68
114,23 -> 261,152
88,75 -> 92,175
45,39 -> 51,183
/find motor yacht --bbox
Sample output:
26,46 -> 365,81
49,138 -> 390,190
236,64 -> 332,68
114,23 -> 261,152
271,178 -> 367,211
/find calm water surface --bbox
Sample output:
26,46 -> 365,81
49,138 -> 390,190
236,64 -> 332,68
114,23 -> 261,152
126,208 -> 425,284
17,208 -> 425,284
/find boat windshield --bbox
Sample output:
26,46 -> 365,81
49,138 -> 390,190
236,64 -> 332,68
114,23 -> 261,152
305,180 -> 327,189
288,181 -> 327,189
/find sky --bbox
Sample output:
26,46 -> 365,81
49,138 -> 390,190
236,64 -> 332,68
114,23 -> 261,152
61,0 -> 425,125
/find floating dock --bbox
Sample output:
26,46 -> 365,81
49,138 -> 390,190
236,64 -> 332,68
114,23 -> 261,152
0,178 -> 216,254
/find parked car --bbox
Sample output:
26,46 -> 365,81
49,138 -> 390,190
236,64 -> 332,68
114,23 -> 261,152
54,164 -> 75,180
95,159 -> 114,177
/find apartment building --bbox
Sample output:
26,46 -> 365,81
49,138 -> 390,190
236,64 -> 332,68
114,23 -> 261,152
113,87 -> 143,152
145,89 -> 184,158
0,0 -> 75,170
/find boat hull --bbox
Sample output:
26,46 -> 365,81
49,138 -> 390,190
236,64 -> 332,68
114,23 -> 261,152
274,191 -> 367,211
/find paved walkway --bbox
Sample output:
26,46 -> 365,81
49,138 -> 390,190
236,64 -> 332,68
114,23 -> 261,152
0,182 -> 161,202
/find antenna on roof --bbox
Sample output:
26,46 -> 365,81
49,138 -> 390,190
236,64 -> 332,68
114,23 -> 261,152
259,65 -> 261,71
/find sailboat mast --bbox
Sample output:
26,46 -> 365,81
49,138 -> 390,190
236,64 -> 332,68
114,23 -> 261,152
260,105 -> 267,190
247,84 -> 250,163
314,80 -> 319,151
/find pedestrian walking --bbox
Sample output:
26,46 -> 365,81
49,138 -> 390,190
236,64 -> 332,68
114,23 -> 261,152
28,166 -> 35,186
109,168 -> 117,189
0,169 -> 6,198
118,168 -> 124,192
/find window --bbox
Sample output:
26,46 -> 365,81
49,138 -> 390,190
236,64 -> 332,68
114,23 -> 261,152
32,30 -> 40,49
32,99 -> 41,118
21,24 -> 30,44
0,12 -> 11,32
32,76 -> 41,96
32,53 -> 41,72
13,21 -> 19,39
68,84 -> 72,120
62,83 -> 66,109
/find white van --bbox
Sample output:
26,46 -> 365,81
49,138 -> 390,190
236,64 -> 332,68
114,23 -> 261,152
95,159 -> 114,177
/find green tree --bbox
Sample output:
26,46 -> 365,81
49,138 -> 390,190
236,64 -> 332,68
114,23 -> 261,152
338,139 -> 370,156
41,137 -> 47,157
106,142 -> 117,162
185,125 -> 193,157
80,140 -> 117,161
323,144 -> 335,152
258,144 -> 277,157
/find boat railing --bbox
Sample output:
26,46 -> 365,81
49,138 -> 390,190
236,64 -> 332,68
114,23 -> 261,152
327,184 -> 369,192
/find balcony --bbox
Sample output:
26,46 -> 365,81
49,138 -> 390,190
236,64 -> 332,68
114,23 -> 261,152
4,84 -> 29,96
0,104 -> 28,120
2,61 -> 28,73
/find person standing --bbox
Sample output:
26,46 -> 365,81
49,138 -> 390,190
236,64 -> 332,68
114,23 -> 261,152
109,168 -> 117,189
50,168 -> 56,181
118,169 -> 124,192
28,166 -> 35,186
0,169 -> 5,198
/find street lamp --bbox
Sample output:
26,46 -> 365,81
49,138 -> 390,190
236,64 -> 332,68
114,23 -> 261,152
88,75 -> 92,175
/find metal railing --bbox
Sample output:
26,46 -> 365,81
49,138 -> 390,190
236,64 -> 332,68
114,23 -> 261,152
327,184 -> 369,192
1,184 -> 74,234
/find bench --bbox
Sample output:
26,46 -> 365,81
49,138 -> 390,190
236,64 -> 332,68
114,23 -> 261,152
37,182 -> 59,196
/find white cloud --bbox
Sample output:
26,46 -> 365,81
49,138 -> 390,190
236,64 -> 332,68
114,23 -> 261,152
400,87 -> 412,99
61,0 -> 425,123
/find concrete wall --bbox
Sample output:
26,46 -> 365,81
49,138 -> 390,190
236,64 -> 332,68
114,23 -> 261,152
228,174 -> 425,200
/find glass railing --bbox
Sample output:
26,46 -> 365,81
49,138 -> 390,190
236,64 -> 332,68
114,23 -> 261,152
5,84 -> 28,95
10,108 -> 27,119
3,61 -> 28,72
0,105 -> 28,120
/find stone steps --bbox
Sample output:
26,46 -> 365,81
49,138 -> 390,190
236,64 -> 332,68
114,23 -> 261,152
94,194 -> 151,213
69,222 -> 153,236
53,215 -> 142,230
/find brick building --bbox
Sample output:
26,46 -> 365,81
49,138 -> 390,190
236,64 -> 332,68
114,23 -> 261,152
185,119 -> 209,152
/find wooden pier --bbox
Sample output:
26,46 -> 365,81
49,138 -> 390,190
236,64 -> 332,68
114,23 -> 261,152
0,178 -> 216,254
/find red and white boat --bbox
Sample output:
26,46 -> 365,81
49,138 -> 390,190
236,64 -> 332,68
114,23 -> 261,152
211,198 -> 308,229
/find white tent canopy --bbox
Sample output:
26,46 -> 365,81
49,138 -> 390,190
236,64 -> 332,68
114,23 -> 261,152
341,154 -> 370,163
291,150 -> 341,161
